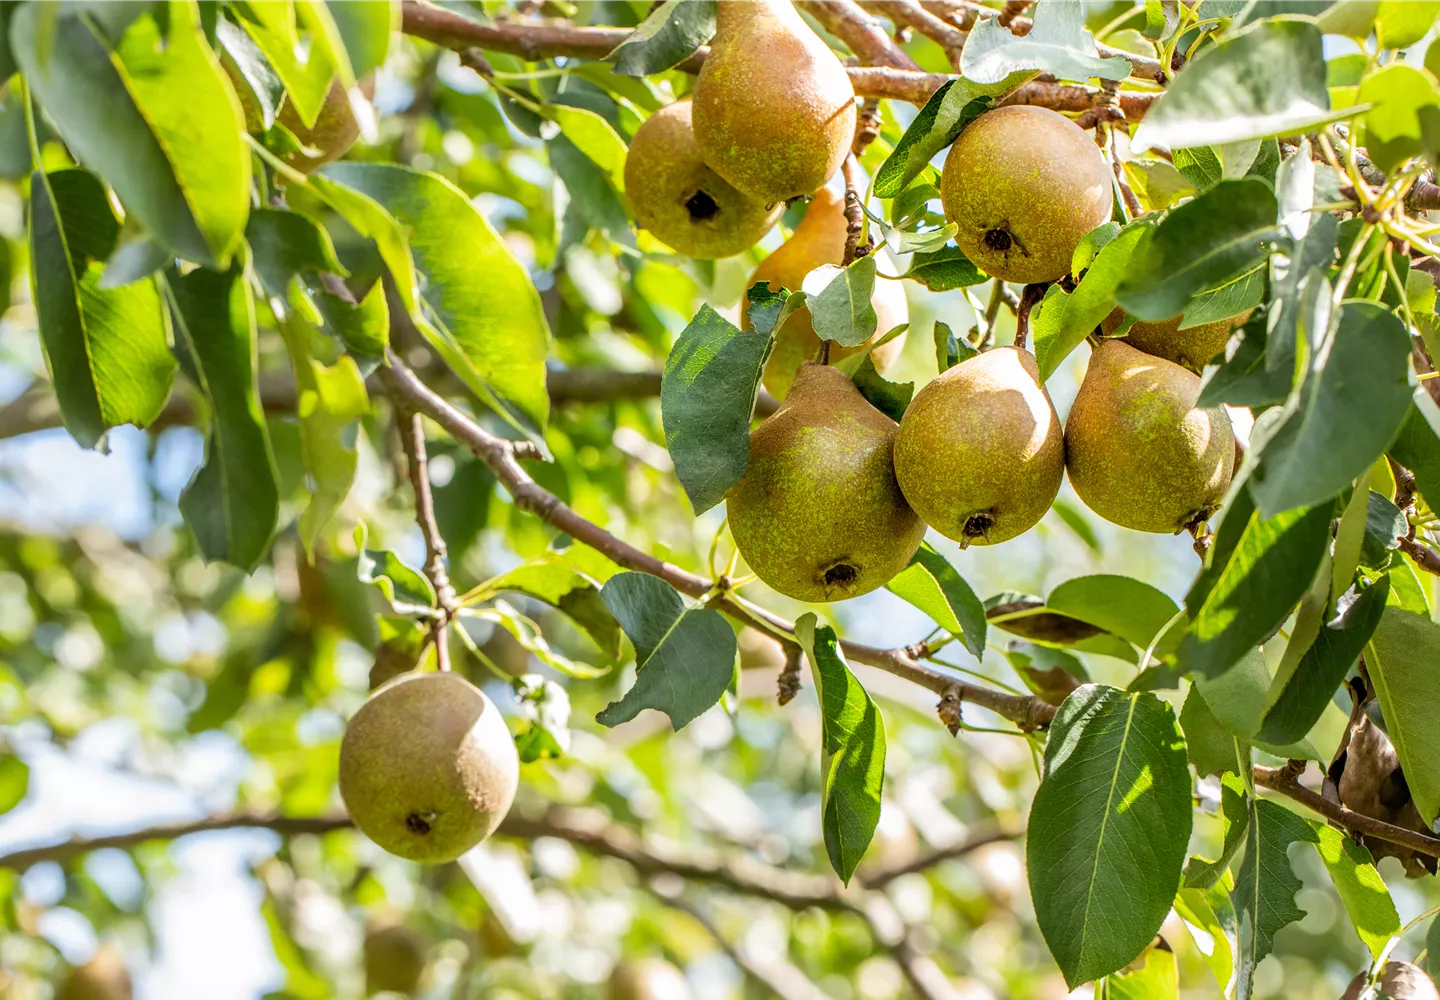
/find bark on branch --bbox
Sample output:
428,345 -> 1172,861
795,0 -> 920,70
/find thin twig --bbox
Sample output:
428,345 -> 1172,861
1398,535 -> 1440,576
1254,765 -> 1440,860
841,154 -> 868,266
860,823 -> 1017,889
863,0 -> 966,68
795,0 -> 920,70
394,408 -> 458,669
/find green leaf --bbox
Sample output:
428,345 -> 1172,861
549,134 -> 635,248
279,319 -> 368,557
607,0 -> 715,77
1193,648 -> 1321,759
1250,303 -> 1414,518
1132,19 -> 1345,151
1175,884 -> 1237,994
1005,641 -> 1089,703
354,524 -> 436,614
961,0 -> 1130,84
596,573 -> 736,730
233,0 -> 336,129
849,353 -> 912,422
327,0 -> 395,80
1101,939 -> 1179,1000
1116,178 -> 1278,322
1184,774 -> 1251,886
28,169 -> 176,449
303,172 -> 418,313
794,613 -> 886,885
546,103 -> 628,194
14,0 -> 250,267
1180,263 -> 1265,329
1358,63 -> 1440,175
170,263 -> 280,572
1365,607 -> 1440,825
901,245 -> 988,291
886,543 -> 987,658
1389,403 -> 1440,515
1231,799 -> 1319,1000
932,319 -> 975,373
1362,493 -> 1407,569
1172,146 -> 1224,192
245,207 -> 348,300
808,256 -> 878,348
467,600 -> 603,679
1034,222 -> 1152,381
1256,575 -> 1389,745
1027,684 -> 1192,987
1052,497 -> 1101,553
873,79 -> 1018,199
0,753 -> 28,817
660,305 -> 771,514
1045,575 -> 1181,652
1376,0 -> 1440,50
320,163 -> 552,442
1177,500 -> 1332,678
1312,823 -> 1400,961
477,557 -> 623,662
1180,684 -> 1252,777
511,674 -> 571,763
1196,316 -> 1293,409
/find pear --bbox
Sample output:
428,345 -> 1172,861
364,922 -> 428,996
940,106 -> 1113,285
744,186 -> 909,398
727,363 -> 925,602
893,346 -> 1064,546
1102,308 -> 1254,373
278,76 -> 374,173
339,671 -> 518,863
57,947 -> 131,1000
624,100 -> 782,259
692,0 -> 857,202
1064,340 -> 1234,533
1341,963 -> 1439,1000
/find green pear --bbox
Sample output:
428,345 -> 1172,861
57,947 -> 131,1000
1064,340 -> 1234,533
364,922 -> 428,996
692,0 -> 857,202
1102,308 -> 1254,373
893,346 -> 1064,546
727,363 -> 925,602
339,671 -> 518,863
941,106 -> 1113,285
624,100 -> 782,259
744,185 -> 909,399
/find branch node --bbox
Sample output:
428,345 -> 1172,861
777,644 -> 803,706
936,684 -> 963,736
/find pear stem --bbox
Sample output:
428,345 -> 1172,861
1013,283 -> 1047,351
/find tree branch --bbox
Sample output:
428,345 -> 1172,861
796,0 -> 920,70
1398,535 -> 1440,577
841,153 -> 868,266
393,407 -> 459,670
858,823 -> 1018,889
1254,765 -> 1440,860
861,0 -> 966,68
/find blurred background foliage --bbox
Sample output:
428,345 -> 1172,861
0,1 -> 1435,999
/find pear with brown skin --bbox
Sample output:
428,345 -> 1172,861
893,346 -> 1064,546
941,106 -> 1113,285
625,101 -> 782,258
340,671 -> 518,863
1102,308 -> 1254,373
745,186 -> 909,399
279,77 -> 375,172
692,0 -> 857,202
727,363 -> 924,602
1065,340 -> 1234,533
1341,962 -> 1440,1000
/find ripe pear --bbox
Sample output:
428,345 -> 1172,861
692,0 -> 857,202
57,947 -> 131,1000
270,76 -> 375,172
624,100 -> 782,259
727,363 -> 925,602
1102,308 -> 1254,373
1064,340 -> 1234,533
364,922 -> 428,996
940,106 -> 1113,285
744,186 -> 909,399
339,671 -> 518,863
1342,963 -> 1439,1000
893,347 -> 1064,546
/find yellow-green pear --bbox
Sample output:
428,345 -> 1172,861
339,671 -> 518,863
692,0 -> 857,202
727,363 -> 924,602
744,186 -> 909,398
624,100 -> 782,258
893,346 -> 1064,546
57,947 -> 131,1000
941,106 -> 1113,284
1102,308 -> 1254,373
278,77 -> 374,173
1064,340 -> 1234,533
364,921 -> 428,996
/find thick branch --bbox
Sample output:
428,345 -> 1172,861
1398,535 -> 1440,576
1254,765 -> 1440,860
796,0 -> 920,70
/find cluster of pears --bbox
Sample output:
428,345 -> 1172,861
624,0 -> 855,259
340,670 -> 519,863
